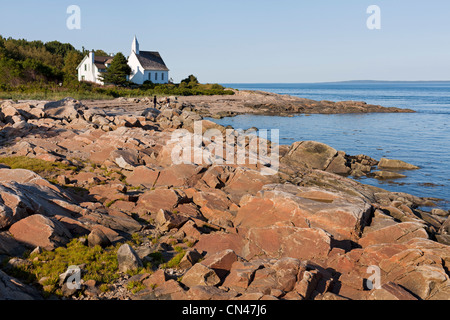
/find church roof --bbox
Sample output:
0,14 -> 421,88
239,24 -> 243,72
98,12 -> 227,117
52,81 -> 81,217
136,51 -> 169,71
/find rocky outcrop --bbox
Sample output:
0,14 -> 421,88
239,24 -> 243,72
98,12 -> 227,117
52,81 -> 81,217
0,97 -> 447,301
173,90 -> 416,117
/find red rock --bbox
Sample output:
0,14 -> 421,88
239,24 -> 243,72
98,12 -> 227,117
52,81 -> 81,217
245,226 -> 331,261
147,279 -> 186,300
126,166 -> 159,188
87,228 -> 111,248
358,222 -> 428,247
174,203 -> 203,220
222,261 -> 263,293
194,232 -> 245,257
201,249 -> 238,279
179,220 -> 203,243
192,190 -> 235,226
295,270 -> 321,299
246,268 -> 277,295
142,269 -> 167,289
234,292 -> 265,300
88,183 -> 129,204
0,168 -> 49,185
282,141 -> 337,170
155,209 -> 189,231
109,149 -> 139,170
108,200 -> 136,213
155,164 -> 202,188
200,165 -> 234,189
272,257 -> 301,292
54,215 -> 90,237
136,189 -> 183,214
0,176 -> 88,229
223,167 -> 274,204
394,265 -> 448,300
9,214 -> 72,250
181,263 -> 221,288
186,285 -> 237,300
235,186 -> 371,241
368,282 -> 417,300
179,249 -> 203,269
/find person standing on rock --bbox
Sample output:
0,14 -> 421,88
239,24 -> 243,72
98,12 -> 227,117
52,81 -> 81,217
153,96 -> 157,108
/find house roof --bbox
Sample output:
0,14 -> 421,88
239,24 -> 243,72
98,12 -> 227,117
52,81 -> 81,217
136,51 -> 169,71
94,56 -> 113,70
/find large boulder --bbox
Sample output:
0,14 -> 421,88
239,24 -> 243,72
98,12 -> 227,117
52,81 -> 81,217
0,270 -> 43,300
0,169 -> 89,229
181,263 -> 221,288
244,226 -> 332,261
282,141 -> 338,170
235,185 -> 372,240
9,214 -> 72,250
43,98 -> 85,121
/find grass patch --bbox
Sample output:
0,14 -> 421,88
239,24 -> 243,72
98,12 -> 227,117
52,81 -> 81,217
161,247 -> 186,269
126,280 -> 146,294
5,239 -> 121,297
0,156 -> 77,175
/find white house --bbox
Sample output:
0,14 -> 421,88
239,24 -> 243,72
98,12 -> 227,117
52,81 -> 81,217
128,36 -> 169,85
76,51 -> 113,85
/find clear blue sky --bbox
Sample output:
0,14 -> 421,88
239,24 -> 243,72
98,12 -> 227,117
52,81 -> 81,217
1,0 -> 449,83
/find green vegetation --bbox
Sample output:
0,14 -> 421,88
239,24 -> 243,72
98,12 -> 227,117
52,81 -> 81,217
0,156 -> 77,174
0,35 -> 234,100
161,246 -> 186,269
126,280 -> 146,294
98,52 -> 131,86
5,239 -> 121,296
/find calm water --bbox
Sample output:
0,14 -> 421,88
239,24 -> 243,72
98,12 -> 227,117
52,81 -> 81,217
212,82 -> 450,209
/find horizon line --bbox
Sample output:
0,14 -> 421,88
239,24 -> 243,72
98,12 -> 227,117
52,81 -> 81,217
220,80 -> 450,84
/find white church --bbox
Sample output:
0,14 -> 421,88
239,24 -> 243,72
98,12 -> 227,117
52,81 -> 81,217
77,36 -> 169,85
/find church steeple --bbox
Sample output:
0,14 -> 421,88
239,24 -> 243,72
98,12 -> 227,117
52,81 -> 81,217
131,35 -> 140,55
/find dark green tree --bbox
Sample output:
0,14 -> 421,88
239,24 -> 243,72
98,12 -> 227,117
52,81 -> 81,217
94,49 -> 109,56
99,52 -> 131,85
181,74 -> 199,85
62,50 -> 84,85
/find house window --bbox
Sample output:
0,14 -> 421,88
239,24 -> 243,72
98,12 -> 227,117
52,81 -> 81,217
148,73 -> 151,81
155,73 -> 158,81
162,73 -> 164,81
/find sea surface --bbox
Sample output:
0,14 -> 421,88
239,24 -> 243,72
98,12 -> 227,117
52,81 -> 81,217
211,82 -> 450,210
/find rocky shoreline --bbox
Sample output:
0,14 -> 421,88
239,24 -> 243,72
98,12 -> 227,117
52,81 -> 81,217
78,89 -> 416,119
0,95 -> 448,301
